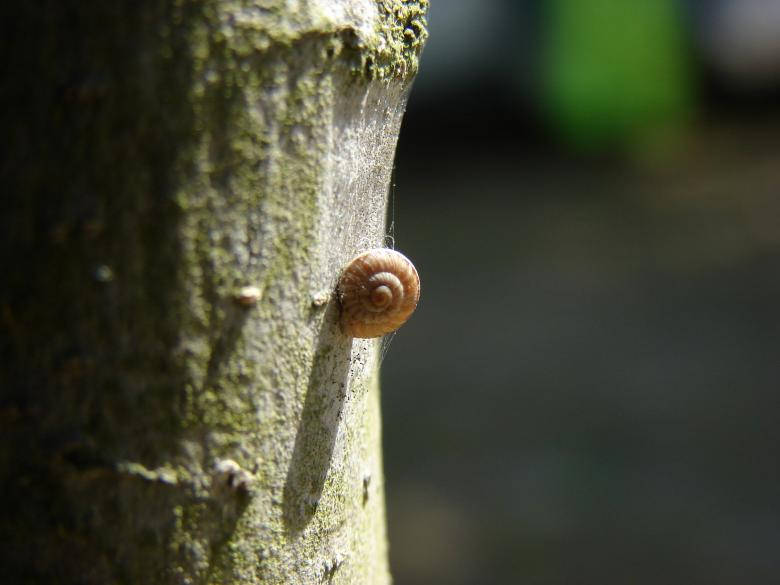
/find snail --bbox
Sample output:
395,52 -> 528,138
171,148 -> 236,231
337,248 -> 420,338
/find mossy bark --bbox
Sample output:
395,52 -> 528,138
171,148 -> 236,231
0,1 -> 427,583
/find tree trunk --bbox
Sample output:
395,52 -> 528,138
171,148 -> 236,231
0,2 -> 427,583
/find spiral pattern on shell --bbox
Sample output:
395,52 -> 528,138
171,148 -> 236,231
337,248 -> 420,338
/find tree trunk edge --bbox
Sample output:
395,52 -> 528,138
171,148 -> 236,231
0,1 -> 428,583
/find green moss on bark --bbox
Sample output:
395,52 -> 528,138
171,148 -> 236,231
1,1 -> 426,583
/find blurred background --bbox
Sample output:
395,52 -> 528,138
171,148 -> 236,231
381,1 -> 780,584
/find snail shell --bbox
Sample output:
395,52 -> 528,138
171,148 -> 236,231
337,248 -> 420,338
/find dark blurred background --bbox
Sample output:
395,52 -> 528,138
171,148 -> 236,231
381,1 -> 780,584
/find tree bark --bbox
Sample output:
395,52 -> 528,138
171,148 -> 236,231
0,1 -> 427,583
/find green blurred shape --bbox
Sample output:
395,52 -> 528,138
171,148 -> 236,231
541,0 -> 692,151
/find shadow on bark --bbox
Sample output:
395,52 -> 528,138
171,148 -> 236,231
282,300 -> 353,535
0,2 -> 215,583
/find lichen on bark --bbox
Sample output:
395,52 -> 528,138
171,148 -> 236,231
0,1 -> 427,583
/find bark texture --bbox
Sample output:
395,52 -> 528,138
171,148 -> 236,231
0,1 -> 427,583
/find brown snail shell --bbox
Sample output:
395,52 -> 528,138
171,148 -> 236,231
337,248 -> 420,338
